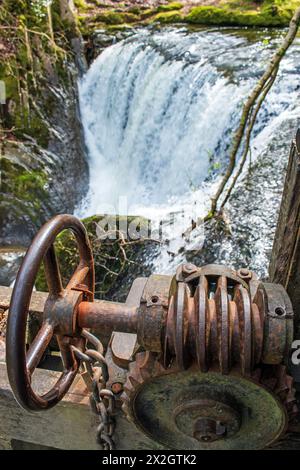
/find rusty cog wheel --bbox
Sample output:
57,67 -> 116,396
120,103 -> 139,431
121,352 -> 295,450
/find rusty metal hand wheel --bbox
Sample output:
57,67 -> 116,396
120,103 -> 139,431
6,214 -> 94,411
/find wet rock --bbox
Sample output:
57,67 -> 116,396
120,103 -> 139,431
0,2 -> 89,247
0,57 -> 89,246
86,28 -> 136,61
187,118 -> 300,280
0,247 -> 26,286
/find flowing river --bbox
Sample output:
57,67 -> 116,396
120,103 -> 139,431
77,26 -> 300,278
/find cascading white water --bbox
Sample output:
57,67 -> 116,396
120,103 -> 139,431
78,27 -> 300,274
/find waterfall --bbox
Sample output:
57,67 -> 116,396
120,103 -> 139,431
78,27 -> 300,275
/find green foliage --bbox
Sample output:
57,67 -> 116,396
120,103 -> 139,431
0,0 -> 76,141
15,170 -> 47,194
3,0 -> 28,16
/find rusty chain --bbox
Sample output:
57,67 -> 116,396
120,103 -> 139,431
71,329 -> 116,450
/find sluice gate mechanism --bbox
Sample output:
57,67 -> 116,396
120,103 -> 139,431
3,131 -> 300,450
4,212 -> 298,450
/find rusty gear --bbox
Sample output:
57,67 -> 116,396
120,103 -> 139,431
121,265 -> 296,450
121,352 -> 296,450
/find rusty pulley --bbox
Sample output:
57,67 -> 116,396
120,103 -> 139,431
5,214 -> 297,449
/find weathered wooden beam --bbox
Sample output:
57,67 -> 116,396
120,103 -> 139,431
0,286 -> 48,314
269,129 -> 300,337
0,359 -> 156,450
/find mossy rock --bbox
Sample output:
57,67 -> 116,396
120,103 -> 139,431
140,9 -> 157,20
127,6 -> 141,15
156,2 -> 183,13
0,158 -> 48,214
185,3 -> 294,27
93,10 -> 140,25
154,11 -> 183,24
35,214 -> 158,302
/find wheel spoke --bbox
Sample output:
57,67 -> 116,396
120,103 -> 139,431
56,335 -> 77,371
44,244 -> 63,297
26,322 -> 54,375
66,264 -> 89,290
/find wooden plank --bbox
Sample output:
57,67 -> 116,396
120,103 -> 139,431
0,286 -> 48,314
0,361 -> 97,449
269,129 -> 300,337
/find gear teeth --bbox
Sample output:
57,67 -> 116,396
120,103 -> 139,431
121,352 -> 162,422
129,375 -> 141,387
140,367 -> 151,381
123,356 -> 298,438
259,366 -> 297,420
135,351 -> 149,366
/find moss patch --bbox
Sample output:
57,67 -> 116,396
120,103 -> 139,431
74,0 -> 89,9
0,157 -> 49,225
156,2 -> 183,12
186,1 -> 297,27
75,0 -> 298,31
92,10 -> 141,25
154,11 -> 183,23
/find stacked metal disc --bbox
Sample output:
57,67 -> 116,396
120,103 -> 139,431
163,270 -> 292,376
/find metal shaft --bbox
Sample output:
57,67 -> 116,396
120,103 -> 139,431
78,301 -> 139,336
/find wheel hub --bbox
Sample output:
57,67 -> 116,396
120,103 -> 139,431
122,353 -> 288,450
174,398 -> 240,442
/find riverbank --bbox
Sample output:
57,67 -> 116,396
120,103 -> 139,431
0,1 -> 89,245
75,0 -> 299,33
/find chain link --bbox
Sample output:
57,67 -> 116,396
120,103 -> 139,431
71,329 -> 116,450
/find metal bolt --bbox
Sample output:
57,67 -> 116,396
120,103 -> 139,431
275,307 -> 285,317
111,382 -> 123,394
237,268 -> 252,280
182,263 -> 198,275
193,417 -> 226,443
